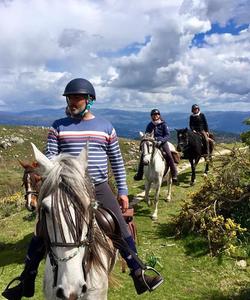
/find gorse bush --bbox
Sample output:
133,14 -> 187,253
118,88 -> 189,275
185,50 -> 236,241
175,147 -> 250,256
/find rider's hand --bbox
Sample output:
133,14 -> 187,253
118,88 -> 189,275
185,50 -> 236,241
118,195 -> 129,213
156,141 -> 162,147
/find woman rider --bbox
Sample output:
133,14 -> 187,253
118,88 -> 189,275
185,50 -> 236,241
134,108 -> 179,185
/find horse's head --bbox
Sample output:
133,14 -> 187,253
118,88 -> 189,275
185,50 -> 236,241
19,160 -> 41,212
139,132 -> 156,165
176,128 -> 189,152
31,143 -> 93,299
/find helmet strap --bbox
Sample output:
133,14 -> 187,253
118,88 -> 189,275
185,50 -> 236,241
79,96 -> 94,116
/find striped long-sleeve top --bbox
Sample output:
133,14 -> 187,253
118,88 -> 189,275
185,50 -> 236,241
45,116 -> 128,196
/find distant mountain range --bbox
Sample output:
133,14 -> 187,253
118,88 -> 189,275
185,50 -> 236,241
0,108 -> 249,141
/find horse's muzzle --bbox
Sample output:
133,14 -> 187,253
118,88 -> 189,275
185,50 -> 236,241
56,284 -> 87,299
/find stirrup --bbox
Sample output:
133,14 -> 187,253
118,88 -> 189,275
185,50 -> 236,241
141,266 -> 163,292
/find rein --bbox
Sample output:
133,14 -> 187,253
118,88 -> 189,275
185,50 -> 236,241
39,184 -> 97,288
140,138 -> 163,164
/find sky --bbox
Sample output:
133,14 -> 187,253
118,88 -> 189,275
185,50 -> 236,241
0,0 -> 250,113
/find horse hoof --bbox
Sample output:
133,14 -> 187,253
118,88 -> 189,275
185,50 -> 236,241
190,181 -> 195,186
165,198 -> 171,202
203,173 -> 208,177
151,215 -> 158,221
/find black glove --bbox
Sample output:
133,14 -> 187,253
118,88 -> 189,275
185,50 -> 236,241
155,141 -> 162,147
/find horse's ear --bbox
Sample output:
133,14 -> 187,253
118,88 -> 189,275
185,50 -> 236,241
32,161 -> 39,168
139,131 -> 144,138
31,143 -> 53,172
18,160 -> 27,168
77,142 -> 88,169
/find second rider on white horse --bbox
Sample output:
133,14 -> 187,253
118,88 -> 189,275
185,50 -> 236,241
134,109 -> 179,185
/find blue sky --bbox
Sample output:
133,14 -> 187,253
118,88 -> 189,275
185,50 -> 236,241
0,0 -> 249,113
192,20 -> 249,47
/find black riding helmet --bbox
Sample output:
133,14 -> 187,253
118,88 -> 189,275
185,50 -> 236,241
63,78 -> 96,100
191,104 -> 199,112
151,108 -> 161,116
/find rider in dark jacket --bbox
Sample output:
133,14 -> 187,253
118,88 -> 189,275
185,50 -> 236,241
134,109 -> 178,185
189,104 -> 210,156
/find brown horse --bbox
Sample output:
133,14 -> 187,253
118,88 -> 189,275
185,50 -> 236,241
19,160 -> 41,211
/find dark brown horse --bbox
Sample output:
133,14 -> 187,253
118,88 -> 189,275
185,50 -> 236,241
176,128 -> 214,185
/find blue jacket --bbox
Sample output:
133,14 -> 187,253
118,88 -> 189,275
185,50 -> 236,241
146,120 -> 170,143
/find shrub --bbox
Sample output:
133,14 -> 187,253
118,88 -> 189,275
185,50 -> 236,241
175,147 -> 250,256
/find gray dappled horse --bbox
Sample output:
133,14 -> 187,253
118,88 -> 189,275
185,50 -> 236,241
139,132 -> 176,220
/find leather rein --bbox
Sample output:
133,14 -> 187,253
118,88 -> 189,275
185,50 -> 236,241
140,138 -> 160,163
40,200 -> 96,288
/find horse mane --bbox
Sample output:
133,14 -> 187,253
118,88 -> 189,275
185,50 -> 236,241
38,153 -> 115,274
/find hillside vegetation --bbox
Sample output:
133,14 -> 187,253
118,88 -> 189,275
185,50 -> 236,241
0,125 -> 249,300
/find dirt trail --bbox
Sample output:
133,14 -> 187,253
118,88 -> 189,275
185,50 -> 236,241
134,146 -> 248,199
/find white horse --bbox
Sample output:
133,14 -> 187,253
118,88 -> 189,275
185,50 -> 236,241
31,143 -> 115,300
139,132 -> 177,220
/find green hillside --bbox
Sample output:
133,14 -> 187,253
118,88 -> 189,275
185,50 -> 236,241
0,125 -> 249,300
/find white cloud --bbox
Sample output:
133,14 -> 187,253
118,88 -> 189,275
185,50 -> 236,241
0,0 -> 249,113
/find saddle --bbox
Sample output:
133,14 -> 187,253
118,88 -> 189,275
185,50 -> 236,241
95,206 -> 121,237
196,132 -> 214,155
95,206 -> 145,270
161,142 -> 180,164
95,207 -> 136,239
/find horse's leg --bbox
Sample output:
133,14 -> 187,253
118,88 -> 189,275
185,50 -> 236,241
145,179 -> 152,206
190,158 -> 196,185
165,172 -> 172,202
151,179 -> 162,220
204,157 -> 209,177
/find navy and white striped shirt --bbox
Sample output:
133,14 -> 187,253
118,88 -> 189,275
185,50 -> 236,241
45,116 -> 128,196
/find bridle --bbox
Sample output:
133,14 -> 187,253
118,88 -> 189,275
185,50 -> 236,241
140,137 -> 158,164
22,168 -> 41,211
40,192 -> 97,288
177,130 -> 189,152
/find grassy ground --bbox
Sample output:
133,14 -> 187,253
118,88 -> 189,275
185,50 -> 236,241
0,126 -> 249,299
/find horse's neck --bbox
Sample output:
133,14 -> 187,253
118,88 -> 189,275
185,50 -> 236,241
188,131 -> 200,145
150,148 -> 164,164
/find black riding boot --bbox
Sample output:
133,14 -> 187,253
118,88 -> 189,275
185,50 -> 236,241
130,268 -> 164,295
134,156 -> 144,181
2,236 -> 45,300
161,143 -> 179,185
